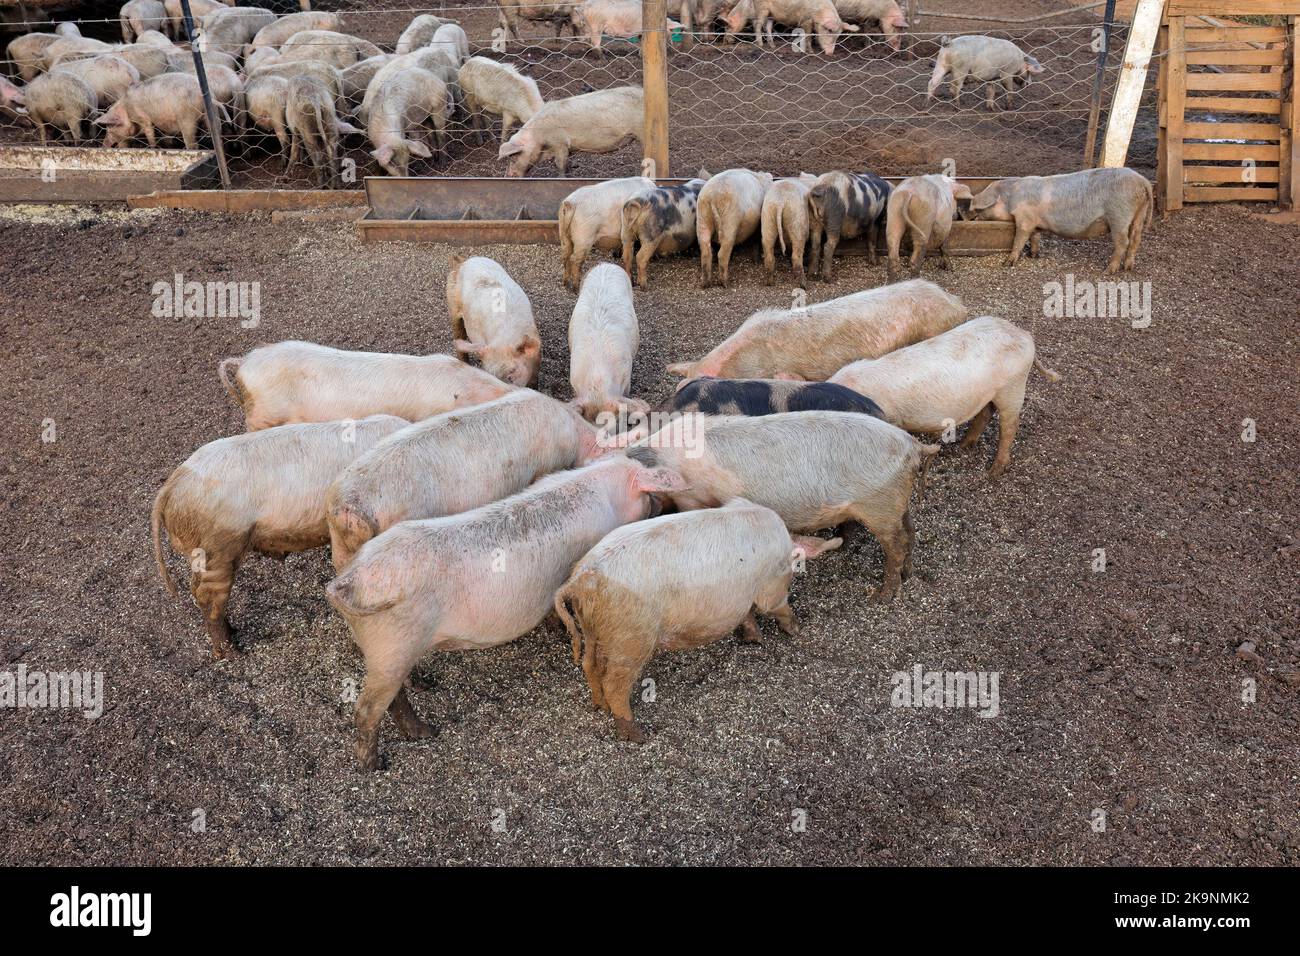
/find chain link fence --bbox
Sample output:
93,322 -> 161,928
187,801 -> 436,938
0,1 -> 1159,190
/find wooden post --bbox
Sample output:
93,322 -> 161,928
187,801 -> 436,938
1101,0 -> 1165,168
180,0 -> 231,190
642,0 -> 670,178
1281,15 -> 1298,209
1084,0 -> 1119,166
1163,16 -> 1187,211
1156,22 -> 1169,211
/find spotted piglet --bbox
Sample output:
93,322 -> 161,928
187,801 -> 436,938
807,169 -> 892,280
671,376 -> 884,419
619,178 -> 706,290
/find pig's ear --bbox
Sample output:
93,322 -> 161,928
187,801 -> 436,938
406,139 -> 432,159
635,466 -> 689,495
665,361 -> 695,378
517,336 -> 541,357
950,182 -> 973,200
498,139 -> 525,159
792,534 -> 842,560
454,339 -> 485,355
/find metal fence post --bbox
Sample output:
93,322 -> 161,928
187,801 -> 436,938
180,0 -> 231,189
1083,0 -> 1119,166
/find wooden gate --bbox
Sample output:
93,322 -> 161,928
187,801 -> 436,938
1157,1 -> 1300,210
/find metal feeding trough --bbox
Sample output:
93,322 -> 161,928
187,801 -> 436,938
357,175 -> 1016,254
0,146 -> 219,202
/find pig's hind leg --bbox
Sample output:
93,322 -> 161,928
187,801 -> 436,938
854,507 -> 910,603
354,646 -> 428,771
959,403 -> 994,449
989,378 -> 1027,478
601,635 -> 656,743
190,549 -> 244,660
388,686 -> 438,741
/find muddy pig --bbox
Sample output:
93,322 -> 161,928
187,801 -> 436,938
830,315 -> 1059,477
96,72 -> 215,148
807,169 -> 891,278
619,178 -> 705,289
697,168 -> 774,288
326,389 -> 604,569
152,414 -> 408,659
927,35 -> 1044,110
325,453 -> 688,769
23,72 -> 97,143
966,167 -> 1153,274
365,63 -> 450,175
836,0 -> 908,50
885,174 -> 973,279
672,376 -> 884,418
569,263 -> 647,422
219,340 -> 516,431
556,498 -> 841,741
559,175 -> 655,291
498,86 -> 644,177
630,414 -> 936,600
51,54 -> 140,108
458,56 -> 543,143
286,74 -> 358,186
666,279 -> 967,380
760,173 -> 818,287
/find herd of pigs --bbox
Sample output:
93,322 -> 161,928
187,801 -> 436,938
1,3 -> 1048,182
145,153 -> 1154,770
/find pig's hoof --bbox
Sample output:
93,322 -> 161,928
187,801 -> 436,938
988,463 -> 1008,480
778,621 -> 800,637
356,750 -> 387,773
615,718 -> 646,744
868,585 -> 898,605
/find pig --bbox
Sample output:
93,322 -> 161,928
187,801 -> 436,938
666,279 -> 967,380
619,178 -> 706,290
927,35 -> 1044,110
571,0 -> 683,56
97,72 -> 215,148
244,73 -> 292,159
558,176 -> 656,291
51,54 -> 141,109
325,453 -> 687,770
162,0 -> 229,39
428,23 -> 469,65
458,56 -> 543,143
760,172 -> 818,287
446,255 -> 542,386
358,48 -> 458,125
41,37 -> 118,71
671,376 -> 885,418
114,44 -> 170,80
339,54 -> 393,117
169,61 -> 244,133
218,340 -> 516,431
325,389 -> 605,569
395,14 -> 461,54
0,76 -> 26,116
555,498 -> 841,741
22,72 -> 97,144
278,30 -> 382,70
629,415 -> 936,600
966,167 -> 1154,274
196,6 -> 276,57
721,0 -> 770,45
496,0 -> 578,42
830,316 -> 1060,477
835,0 -> 908,51
807,169 -> 892,279
151,415 -> 408,659
246,11 -> 342,53
365,64 -> 451,176
696,168 -> 773,288
885,174 -> 973,280
498,85 -> 644,177
120,0 -> 167,43
249,58 -> 343,107
165,48 -> 239,75
569,264 -> 647,422
286,74 -> 358,186
750,0 -> 860,55
6,33 -> 59,82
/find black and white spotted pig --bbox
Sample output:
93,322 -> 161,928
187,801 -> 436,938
671,376 -> 885,419
807,170 -> 892,280
620,178 -> 706,290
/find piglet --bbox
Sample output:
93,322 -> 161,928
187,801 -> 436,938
446,255 -> 541,386
556,498 -> 841,741
620,178 -> 706,290
830,315 -> 1059,477
152,415 -> 409,659
569,264 -> 647,422
326,454 -> 688,770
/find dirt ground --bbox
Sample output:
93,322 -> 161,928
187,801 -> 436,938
0,199 -> 1296,866
0,0 -> 1160,186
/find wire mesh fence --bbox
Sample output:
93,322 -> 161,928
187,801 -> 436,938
0,1 -> 1164,190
